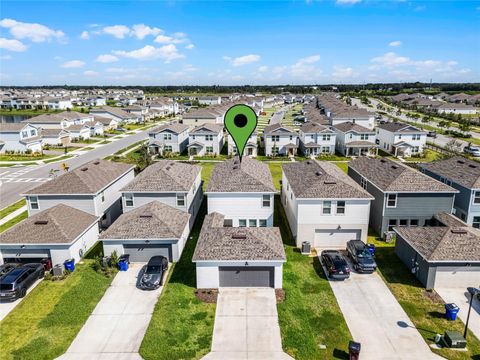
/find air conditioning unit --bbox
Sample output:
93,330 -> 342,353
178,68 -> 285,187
443,331 -> 466,349
384,231 -> 396,243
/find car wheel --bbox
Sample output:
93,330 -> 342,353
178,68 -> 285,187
19,288 -> 27,298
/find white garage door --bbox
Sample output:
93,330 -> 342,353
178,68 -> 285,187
1,248 -> 50,261
434,267 -> 480,289
314,229 -> 361,249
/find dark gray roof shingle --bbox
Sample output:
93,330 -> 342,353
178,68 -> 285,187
334,122 -> 374,133
421,156 -> 480,189
378,122 -> 424,133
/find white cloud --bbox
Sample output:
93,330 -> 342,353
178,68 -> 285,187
80,31 -> 90,40
290,55 -> 321,78
389,40 -> 402,47
0,37 -> 27,52
103,25 -> 130,39
0,18 -> 65,43
447,60 -> 458,66
185,44 -> 195,50
332,65 -> 354,78
0,54 -> 12,60
258,65 -> 269,72
336,0 -> 361,4
62,60 -> 85,68
183,64 -> 197,72
84,70 -> 99,76
96,54 -> 119,63
224,54 -> 261,67
371,52 -> 410,67
113,44 -> 184,62
131,24 -> 162,39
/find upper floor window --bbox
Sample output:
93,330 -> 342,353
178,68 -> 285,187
239,219 -> 247,227
100,191 -> 105,203
29,196 -> 39,210
349,133 -> 353,139
125,193 -> 134,207
310,135 -> 315,140
164,133 -> 172,140
259,219 -> 267,227
474,191 -> 480,205
205,135 -> 214,141
30,130 -> 36,136
176,193 -> 185,206
22,131 -> 28,138
322,135 -> 331,141
386,193 -> 397,208
323,201 -> 332,215
360,134 -> 369,141
361,176 -> 368,189
412,134 -> 421,140
262,194 -> 271,207
336,201 -> 345,214
272,135 -> 280,142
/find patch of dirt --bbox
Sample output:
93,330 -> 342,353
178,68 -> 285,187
275,289 -> 286,303
424,289 -> 443,303
195,289 -> 219,303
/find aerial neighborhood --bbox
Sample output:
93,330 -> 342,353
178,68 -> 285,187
1,85 -> 480,360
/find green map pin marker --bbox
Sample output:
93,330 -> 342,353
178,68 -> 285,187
224,104 -> 258,162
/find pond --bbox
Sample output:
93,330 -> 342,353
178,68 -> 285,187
0,115 -> 32,123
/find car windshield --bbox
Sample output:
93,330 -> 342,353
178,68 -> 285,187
357,249 -> 372,258
145,265 -> 162,274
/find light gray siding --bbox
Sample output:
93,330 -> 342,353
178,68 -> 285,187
29,195 -> 96,216
394,235 -> 432,288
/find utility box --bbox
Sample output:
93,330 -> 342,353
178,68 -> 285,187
52,264 -> 64,277
444,331 -> 467,349
301,241 -> 311,255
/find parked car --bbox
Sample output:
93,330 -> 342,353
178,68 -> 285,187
139,256 -> 168,290
321,250 -> 350,280
346,240 -> 377,273
427,131 -> 437,138
464,146 -> 480,157
0,263 -> 45,300
0,263 -> 19,277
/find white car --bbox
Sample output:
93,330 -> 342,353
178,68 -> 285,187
464,146 -> 480,157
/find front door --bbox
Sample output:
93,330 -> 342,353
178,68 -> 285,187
189,147 -> 198,156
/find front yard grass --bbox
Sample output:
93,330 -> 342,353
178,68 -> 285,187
0,211 -> 27,233
140,200 -> 216,360
0,198 -> 26,219
0,154 -> 55,162
370,236 -> 480,360
0,261 -> 114,360
198,162 -> 217,190
275,196 -> 352,359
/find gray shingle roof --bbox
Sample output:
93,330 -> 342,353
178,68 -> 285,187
283,160 -> 373,199
148,123 -> 189,135
206,157 -> 276,193
300,122 -> 331,133
25,159 -> 134,195
121,160 -> 200,192
99,201 -> 190,240
192,212 -> 286,261
333,122 -> 374,133
378,122 -> 424,133
0,123 -> 30,132
263,123 -> 296,134
421,156 -> 480,189
349,157 -> 457,193
0,204 -> 98,245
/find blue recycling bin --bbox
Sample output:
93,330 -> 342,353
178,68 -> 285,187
118,259 -> 129,271
445,303 -> 460,320
64,258 -> 75,272
367,244 -> 376,256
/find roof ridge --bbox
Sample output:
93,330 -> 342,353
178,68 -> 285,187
46,206 -> 70,242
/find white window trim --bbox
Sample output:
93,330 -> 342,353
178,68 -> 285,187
473,191 -> 480,205
124,193 -> 134,207
248,219 -> 257,227
322,200 -> 332,215
262,194 -> 271,207
29,196 -> 39,210
336,201 -> 346,215
386,193 -> 397,208
176,193 -> 186,206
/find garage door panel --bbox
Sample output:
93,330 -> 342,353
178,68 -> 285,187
434,267 -> 480,289
1,249 -> 50,259
219,267 -> 274,287
124,244 -> 172,262
314,229 -> 361,248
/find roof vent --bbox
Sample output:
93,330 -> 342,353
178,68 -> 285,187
391,165 -> 399,169
469,164 -> 477,168
324,180 -> 337,185
34,220 -> 48,225
80,167 -> 88,171
93,161 -> 100,165
380,159 -> 386,163
139,214 -> 153,218
231,232 -> 247,240
169,162 -> 175,166
315,171 -> 322,176
306,160 -> 312,165
233,159 -> 240,165
457,160 -> 465,164
450,228 -> 467,234
233,165 -> 239,170
166,166 -> 171,171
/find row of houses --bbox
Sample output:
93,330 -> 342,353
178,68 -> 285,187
389,93 -> 479,114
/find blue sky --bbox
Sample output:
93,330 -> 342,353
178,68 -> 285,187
1,0 -> 479,85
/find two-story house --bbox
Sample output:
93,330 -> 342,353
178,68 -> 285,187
182,108 -> 220,127
298,122 -> 336,156
0,123 -> 42,154
334,122 -> 377,156
329,108 -> 375,130
188,123 -> 224,156
227,131 -> 258,157
282,160 -> 373,249
24,159 -> 135,229
90,106 -> 141,124
348,157 -> 458,237
263,123 -> 298,157
148,123 -> 189,155
376,122 -> 427,157
206,157 -> 276,227
420,156 -> 480,227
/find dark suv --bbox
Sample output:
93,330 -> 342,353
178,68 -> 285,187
0,263 -> 45,300
0,263 -> 19,277
346,240 -> 377,273
321,250 -> 350,280
139,256 -> 168,290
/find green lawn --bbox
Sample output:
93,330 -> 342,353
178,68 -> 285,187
0,109 -> 60,116
0,154 -> 54,162
0,262 -> 114,360
0,211 -> 28,233
333,162 -> 348,173
140,200 -> 216,360
268,163 -> 283,190
0,199 -> 26,219
198,162 -> 217,190
275,196 -> 352,359
370,236 -> 480,360
404,149 -> 442,163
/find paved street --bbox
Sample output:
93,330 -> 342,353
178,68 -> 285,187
0,130 -> 149,208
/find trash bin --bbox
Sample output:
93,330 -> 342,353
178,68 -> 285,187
348,341 -> 361,360
119,254 -> 130,264
445,303 -> 460,320
64,258 -> 75,272
367,244 -> 376,256
301,241 -> 311,255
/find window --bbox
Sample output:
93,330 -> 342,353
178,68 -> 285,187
176,194 -> 185,206
360,134 -> 369,141
22,131 -> 28,138
473,216 -> 480,229
410,219 -> 419,226
239,219 -> 247,227
387,193 -> 397,208
249,219 -> 257,227
289,135 -> 293,140
272,135 -> 280,142
322,146 -> 330,153
224,219 -> 233,227
205,135 -> 213,141
164,145 -> 172,152
259,219 -> 267,227
398,134 -> 402,140
399,219 -> 408,226
412,134 -> 421,140
322,134 -> 331,141
349,133 -> 353,139
206,146 -> 214,154
336,201 -> 345,214
310,135 -> 315,140
412,146 -> 419,153
100,191 -> 105,203
164,133 -> 172,140
262,194 -> 271,207
474,191 -> 480,205
192,135 -> 195,140
323,201 -> 332,215
124,193 -> 134,207
29,196 -> 39,210
361,176 -> 367,189
388,219 -> 397,231
30,130 -> 36,136
272,146 -> 279,156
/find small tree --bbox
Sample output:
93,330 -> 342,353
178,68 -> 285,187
136,144 -> 152,170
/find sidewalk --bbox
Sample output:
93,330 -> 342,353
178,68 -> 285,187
0,205 -> 27,226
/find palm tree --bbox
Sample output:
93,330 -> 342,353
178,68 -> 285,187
136,144 -> 152,170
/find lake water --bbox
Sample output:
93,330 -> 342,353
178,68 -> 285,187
0,115 -> 32,123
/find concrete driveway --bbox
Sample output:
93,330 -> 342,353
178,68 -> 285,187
321,257 -> 441,360
203,288 -> 293,360
0,278 -> 42,322
436,287 -> 480,340
57,263 -> 167,360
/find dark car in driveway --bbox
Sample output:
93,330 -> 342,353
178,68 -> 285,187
346,240 -> 377,273
139,256 -> 168,290
0,263 -> 45,300
321,250 -> 350,280
0,263 -> 19,277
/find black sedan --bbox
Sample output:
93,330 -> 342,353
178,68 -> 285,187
321,250 -> 350,280
0,263 -> 44,301
139,256 -> 168,290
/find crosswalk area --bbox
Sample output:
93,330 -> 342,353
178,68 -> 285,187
0,166 -> 50,184
0,177 -> 50,183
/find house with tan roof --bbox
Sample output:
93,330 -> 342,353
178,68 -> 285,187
227,130 -> 258,157
0,123 -> 42,154
334,122 -> 377,156
24,159 -> 135,229
376,122 -> 427,157
298,122 -> 336,156
90,106 -> 141,124
263,123 -> 298,157
148,123 -> 189,155
188,123 -> 224,156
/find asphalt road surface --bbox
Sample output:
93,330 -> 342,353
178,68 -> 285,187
0,130 -> 149,208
